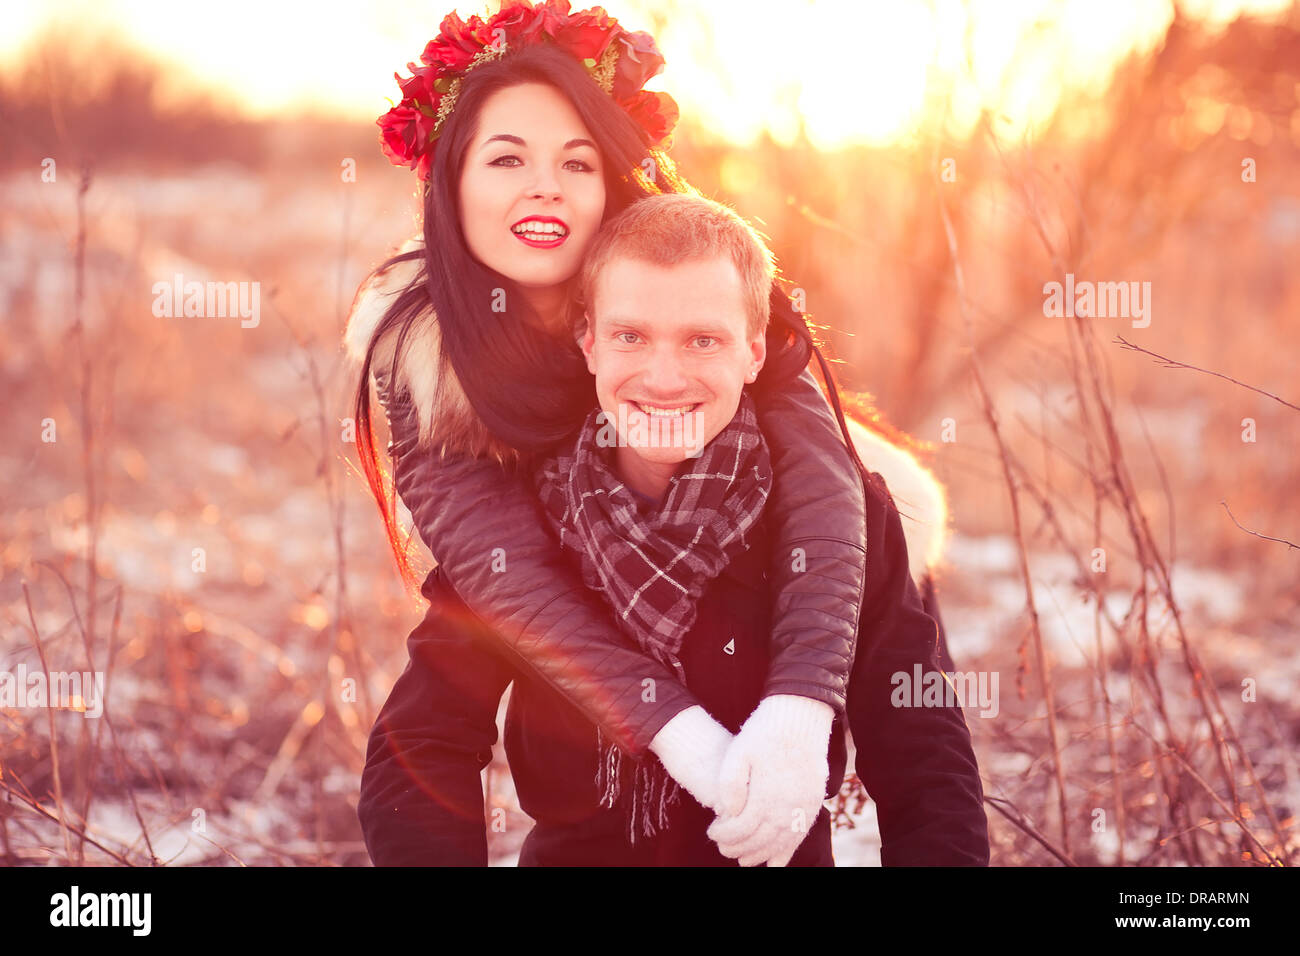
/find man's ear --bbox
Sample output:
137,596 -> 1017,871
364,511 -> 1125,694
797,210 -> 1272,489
747,325 -> 767,382
581,313 -> 597,375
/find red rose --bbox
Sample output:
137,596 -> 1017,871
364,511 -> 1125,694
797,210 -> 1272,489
549,4 -> 621,63
396,63 -> 438,110
621,90 -> 678,146
485,0 -> 546,48
538,0 -> 573,27
421,10 -> 488,72
611,30 -> 665,101
377,104 -> 422,168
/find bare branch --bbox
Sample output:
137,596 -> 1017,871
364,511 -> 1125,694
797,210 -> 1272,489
1114,335 -> 1300,413
1220,500 -> 1300,551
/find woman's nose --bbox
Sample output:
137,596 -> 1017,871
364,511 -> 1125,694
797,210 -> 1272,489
527,171 -> 562,201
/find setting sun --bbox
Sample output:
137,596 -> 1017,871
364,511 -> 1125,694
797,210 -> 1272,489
3,0 -> 1293,147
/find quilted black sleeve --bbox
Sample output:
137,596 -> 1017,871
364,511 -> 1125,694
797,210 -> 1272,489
372,364 -> 701,757
753,368 -> 869,716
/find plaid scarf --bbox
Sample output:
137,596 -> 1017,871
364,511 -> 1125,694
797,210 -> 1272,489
533,391 -> 772,844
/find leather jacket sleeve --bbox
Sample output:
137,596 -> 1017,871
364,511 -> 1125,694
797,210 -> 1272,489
374,364 -> 700,757
752,368 -> 868,716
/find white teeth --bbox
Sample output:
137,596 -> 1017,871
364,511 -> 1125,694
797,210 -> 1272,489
635,403 -> 697,417
512,220 -> 567,237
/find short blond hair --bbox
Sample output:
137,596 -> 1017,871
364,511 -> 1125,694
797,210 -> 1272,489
579,194 -> 775,338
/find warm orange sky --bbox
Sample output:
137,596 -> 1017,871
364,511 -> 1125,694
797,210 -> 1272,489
2,0 -> 1293,147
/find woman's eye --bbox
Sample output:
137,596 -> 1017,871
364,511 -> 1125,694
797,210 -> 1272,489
489,155 -> 594,171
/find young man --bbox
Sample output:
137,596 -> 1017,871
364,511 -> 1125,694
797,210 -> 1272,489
358,195 -> 989,866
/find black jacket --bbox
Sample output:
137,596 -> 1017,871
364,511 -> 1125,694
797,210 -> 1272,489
358,471 -> 990,866
375,363 -> 869,757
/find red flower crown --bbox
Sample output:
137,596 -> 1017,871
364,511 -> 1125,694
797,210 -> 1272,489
378,0 -> 680,182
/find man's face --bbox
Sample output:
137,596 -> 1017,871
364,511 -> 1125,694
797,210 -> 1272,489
582,255 -> 766,467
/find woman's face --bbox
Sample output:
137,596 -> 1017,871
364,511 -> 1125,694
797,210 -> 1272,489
458,82 -> 606,294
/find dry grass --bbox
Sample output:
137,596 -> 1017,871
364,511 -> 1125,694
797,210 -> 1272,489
1,12 -> 1297,866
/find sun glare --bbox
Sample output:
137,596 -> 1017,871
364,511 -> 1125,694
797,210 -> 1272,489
2,0 -> 1292,146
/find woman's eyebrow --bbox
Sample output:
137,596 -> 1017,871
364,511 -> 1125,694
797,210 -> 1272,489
481,134 -> 596,150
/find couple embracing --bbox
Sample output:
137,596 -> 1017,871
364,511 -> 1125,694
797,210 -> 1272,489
346,0 -> 988,867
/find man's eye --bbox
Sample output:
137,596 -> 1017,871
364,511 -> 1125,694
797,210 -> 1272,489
615,332 -> 639,345
489,155 -> 522,167
694,336 -> 717,348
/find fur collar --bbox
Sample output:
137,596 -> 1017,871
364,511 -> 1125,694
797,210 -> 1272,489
343,236 -> 518,467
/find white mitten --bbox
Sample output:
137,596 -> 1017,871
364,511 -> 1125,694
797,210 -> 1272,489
647,705 -> 735,812
706,694 -> 834,867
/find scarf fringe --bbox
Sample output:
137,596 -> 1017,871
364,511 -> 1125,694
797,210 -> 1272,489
595,726 -> 680,846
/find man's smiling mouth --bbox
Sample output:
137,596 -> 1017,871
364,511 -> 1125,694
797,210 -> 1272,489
630,401 -> 702,417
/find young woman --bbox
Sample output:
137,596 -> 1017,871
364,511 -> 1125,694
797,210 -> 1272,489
345,0 -> 945,857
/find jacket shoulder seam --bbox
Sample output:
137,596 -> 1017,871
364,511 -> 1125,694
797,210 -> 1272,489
778,535 -> 867,554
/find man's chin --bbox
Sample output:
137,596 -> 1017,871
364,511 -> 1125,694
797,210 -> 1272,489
625,445 -> 700,466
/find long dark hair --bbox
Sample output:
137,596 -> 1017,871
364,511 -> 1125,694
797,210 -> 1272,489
353,43 -> 869,587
